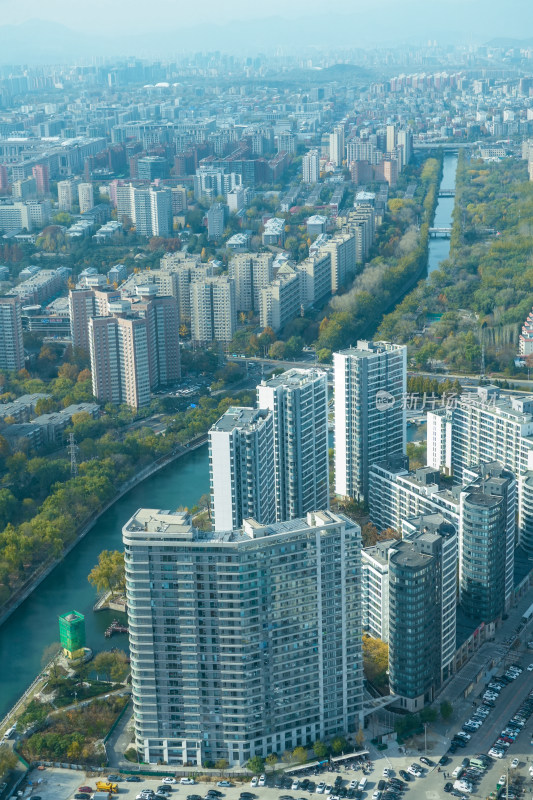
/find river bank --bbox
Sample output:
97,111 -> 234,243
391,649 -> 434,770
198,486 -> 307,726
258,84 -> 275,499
0,434 -> 208,630
364,152 -> 457,338
0,440 -> 210,719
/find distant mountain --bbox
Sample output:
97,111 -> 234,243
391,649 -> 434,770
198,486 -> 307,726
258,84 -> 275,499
485,37 -> 533,47
2,6 -> 533,65
0,20 -> 100,64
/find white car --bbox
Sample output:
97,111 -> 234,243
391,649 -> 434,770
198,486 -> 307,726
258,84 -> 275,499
181,780 -> 195,786
325,787 -> 332,795
455,732 -> 470,740
489,748 -> 504,759
162,780 -> 177,786
511,758 -> 519,769
251,778 -> 258,788
291,781 -> 299,791
407,767 -> 418,776
258,776 -> 266,787
349,782 -> 358,790
316,784 -> 326,794
217,783 -> 232,789
527,664 -> 533,671
382,769 -> 390,777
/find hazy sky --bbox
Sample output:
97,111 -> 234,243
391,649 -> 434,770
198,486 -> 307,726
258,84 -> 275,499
1,0 -> 532,38
4,0 -> 356,32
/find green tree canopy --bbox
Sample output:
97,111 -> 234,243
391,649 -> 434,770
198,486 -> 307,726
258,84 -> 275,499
88,550 -> 125,596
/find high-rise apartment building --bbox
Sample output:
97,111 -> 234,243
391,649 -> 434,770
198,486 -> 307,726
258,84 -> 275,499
257,369 -> 329,521
302,149 -> 320,184
0,164 -> 9,194
207,202 -> 226,240
319,232 -> 357,294
459,464 -> 516,623
329,126 -> 345,167
386,125 -> 396,153
396,129 -> 413,167
159,256 -> 214,323
78,182 -> 94,214
149,187 -> 173,238
116,184 -> 173,237
449,386 -> 533,481
190,276 -> 236,343
32,164 -> 49,196
124,508 -> 363,766
334,341 -> 407,502
388,521 -> 450,711
368,458 -> 516,619
362,540 -> 394,642
259,267 -> 302,332
429,386 -> 533,551
134,186 -> 173,238
228,253 -> 274,312
346,140 -> 380,166
89,314 -> 151,409
58,179 -> 78,212
135,290 -> 181,388
0,295 -> 24,371
402,513 -> 457,687
68,287 -> 121,352
209,407 -> 275,530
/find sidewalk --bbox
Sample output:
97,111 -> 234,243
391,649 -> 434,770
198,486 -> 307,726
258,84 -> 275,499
431,592 -> 533,739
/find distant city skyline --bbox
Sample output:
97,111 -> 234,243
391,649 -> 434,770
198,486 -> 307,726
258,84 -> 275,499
1,0 -> 533,62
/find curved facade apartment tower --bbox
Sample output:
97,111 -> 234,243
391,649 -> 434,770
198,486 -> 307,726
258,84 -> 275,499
459,465 -> 516,623
124,509 -> 363,766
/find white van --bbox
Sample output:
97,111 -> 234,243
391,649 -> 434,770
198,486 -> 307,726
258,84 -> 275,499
358,777 -> 368,791
3,726 -> 16,740
452,766 -> 462,778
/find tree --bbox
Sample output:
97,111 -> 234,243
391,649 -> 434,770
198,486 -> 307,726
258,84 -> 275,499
355,728 -> 365,748
246,755 -> 265,774
0,488 -> 16,529
331,736 -> 348,755
88,550 -> 125,596
268,341 -> 286,360
292,746 -> 307,764
419,707 -> 438,723
0,744 -> 17,779
313,740 -> 328,759
91,650 -> 129,682
440,700 -> 453,721
361,522 -> 379,547
362,636 -> 389,688
214,758 -> 229,771
265,753 -> 278,770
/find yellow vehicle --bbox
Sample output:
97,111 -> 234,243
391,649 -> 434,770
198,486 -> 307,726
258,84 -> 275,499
96,782 -> 118,794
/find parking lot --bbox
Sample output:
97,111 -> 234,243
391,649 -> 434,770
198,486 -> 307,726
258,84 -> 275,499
19,763 -> 412,800
14,645 -> 533,800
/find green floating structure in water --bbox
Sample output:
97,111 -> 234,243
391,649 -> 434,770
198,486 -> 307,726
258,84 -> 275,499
58,610 -> 86,659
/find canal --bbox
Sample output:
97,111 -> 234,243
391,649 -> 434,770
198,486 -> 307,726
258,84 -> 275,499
0,155 -> 459,720
427,153 -> 458,277
0,445 -> 209,718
